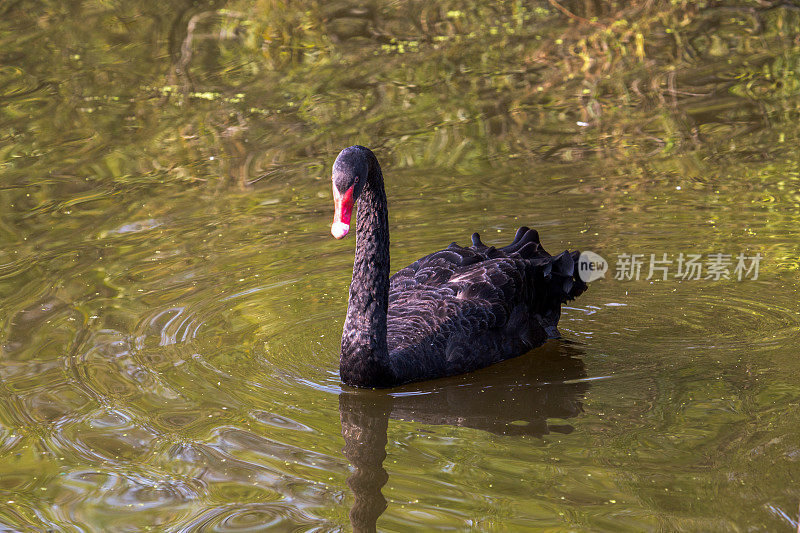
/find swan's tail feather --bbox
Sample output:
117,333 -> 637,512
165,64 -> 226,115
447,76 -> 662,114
535,249 -> 586,340
569,250 -> 588,300
552,251 -> 575,277
500,227 -> 540,255
512,226 -> 529,244
469,227 -> 587,305
505,228 -> 586,303
551,250 -> 587,302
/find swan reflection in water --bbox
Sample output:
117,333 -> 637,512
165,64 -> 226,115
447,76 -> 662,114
338,342 -> 590,532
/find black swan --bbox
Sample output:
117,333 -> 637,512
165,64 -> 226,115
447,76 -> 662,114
330,145 -> 587,388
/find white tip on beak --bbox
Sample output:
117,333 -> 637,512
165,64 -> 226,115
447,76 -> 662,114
331,221 -> 350,239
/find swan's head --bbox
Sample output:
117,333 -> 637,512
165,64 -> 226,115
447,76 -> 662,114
331,146 -> 368,239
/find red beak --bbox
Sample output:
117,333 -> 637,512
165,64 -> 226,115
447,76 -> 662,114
331,184 -> 354,239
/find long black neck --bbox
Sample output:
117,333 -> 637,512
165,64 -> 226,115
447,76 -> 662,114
340,152 -> 392,388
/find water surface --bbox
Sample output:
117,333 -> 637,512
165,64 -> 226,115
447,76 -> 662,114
1,1 -> 800,530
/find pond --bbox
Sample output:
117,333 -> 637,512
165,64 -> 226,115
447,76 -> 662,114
1,1 -> 799,530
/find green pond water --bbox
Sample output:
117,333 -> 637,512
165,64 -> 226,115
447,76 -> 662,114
2,1 -> 800,531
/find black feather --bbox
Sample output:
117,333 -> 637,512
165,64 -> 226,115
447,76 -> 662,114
332,146 -> 587,388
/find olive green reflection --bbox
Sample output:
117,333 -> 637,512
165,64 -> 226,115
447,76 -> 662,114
340,343 -> 588,532
2,0 -> 800,530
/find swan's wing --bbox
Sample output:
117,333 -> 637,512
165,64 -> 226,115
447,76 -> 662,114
385,228 -> 586,384
386,256 -> 539,383
389,255 -> 525,340
389,245 -> 483,291
389,226 -> 582,302
390,226 -> 582,330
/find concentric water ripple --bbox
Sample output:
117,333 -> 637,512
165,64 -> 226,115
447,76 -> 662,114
3,3 -> 800,530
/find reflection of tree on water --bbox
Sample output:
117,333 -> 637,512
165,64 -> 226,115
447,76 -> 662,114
338,342 -> 590,532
